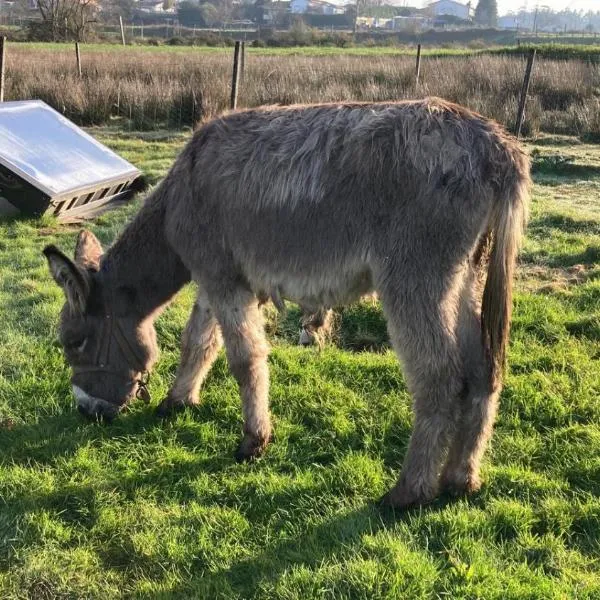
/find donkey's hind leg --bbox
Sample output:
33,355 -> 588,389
378,266 -> 466,509
157,288 -> 222,417
441,274 -> 499,496
212,285 -> 272,462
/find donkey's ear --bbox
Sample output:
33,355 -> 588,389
74,229 -> 103,271
43,245 -> 91,314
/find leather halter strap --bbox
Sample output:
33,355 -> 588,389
72,310 -> 150,405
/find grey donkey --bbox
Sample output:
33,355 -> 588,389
43,98 -> 530,508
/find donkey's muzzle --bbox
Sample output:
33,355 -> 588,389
73,385 -> 122,422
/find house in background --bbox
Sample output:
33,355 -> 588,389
498,14 -> 521,29
426,0 -> 471,20
138,0 -> 170,13
392,15 -> 430,31
259,0 -> 291,26
290,0 -> 344,15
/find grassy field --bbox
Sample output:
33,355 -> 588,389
0,129 -> 599,598
13,42 -> 600,59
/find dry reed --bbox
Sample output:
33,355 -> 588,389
5,46 -> 600,137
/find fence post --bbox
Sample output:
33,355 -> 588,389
230,41 -> 241,110
240,41 -> 246,83
0,37 -> 5,103
415,43 -> 422,88
119,16 -> 126,46
75,42 -> 82,78
514,49 -> 536,139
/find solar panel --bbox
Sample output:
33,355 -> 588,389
0,100 -> 141,219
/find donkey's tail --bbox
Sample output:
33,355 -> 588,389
481,146 -> 530,390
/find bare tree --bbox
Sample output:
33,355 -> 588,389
35,0 -> 98,41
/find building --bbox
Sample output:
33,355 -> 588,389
426,0 -> 470,20
498,14 -> 520,29
393,15 -> 430,31
290,0 -> 344,15
138,0 -> 170,13
260,0 -> 291,25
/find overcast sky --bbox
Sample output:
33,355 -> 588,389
421,0 -> 600,14
494,0 -> 597,13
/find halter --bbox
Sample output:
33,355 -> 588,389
72,310 -> 151,406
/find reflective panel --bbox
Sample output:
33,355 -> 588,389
0,100 -> 139,197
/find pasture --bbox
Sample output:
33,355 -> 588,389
0,40 -> 599,598
0,125 -> 598,597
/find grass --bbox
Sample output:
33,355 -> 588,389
11,41 -> 600,59
4,44 -> 600,138
0,129 -> 599,598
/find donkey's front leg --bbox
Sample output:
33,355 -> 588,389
156,289 -> 222,417
215,287 -> 272,462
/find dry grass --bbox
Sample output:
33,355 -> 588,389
5,45 -> 600,136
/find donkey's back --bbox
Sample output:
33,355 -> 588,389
164,99 -> 527,315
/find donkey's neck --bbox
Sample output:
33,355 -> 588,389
101,191 -> 190,319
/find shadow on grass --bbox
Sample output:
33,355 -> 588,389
150,494 -> 463,598
528,213 -> 600,238
522,245 -> 600,269
531,137 -> 583,148
532,159 -> 600,180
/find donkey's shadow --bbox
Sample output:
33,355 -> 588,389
0,398 -> 484,598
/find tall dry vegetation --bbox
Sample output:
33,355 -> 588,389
5,46 -> 600,137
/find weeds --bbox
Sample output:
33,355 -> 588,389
3,45 -> 600,137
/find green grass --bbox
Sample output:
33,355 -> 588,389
12,41 -> 600,60
0,131 -> 599,598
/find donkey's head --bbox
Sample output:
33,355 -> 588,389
43,230 -> 158,421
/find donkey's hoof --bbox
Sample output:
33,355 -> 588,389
235,432 -> 271,463
155,396 -> 188,418
440,471 -> 482,497
378,483 -> 435,510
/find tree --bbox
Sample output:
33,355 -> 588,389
177,1 -> 207,27
107,0 -> 136,21
34,0 -> 98,40
200,3 -> 219,26
474,0 -> 497,27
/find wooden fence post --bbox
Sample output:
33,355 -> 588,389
0,37 -> 5,103
415,43 -> 422,88
240,41 -> 246,83
75,42 -> 82,78
230,41 -> 241,110
514,49 -> 536,139
119,16 -> 126,46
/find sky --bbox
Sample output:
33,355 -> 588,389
418,0 -> 600,14
492,0 -> 598,14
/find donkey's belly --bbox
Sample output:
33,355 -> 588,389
248,262 -> 374,311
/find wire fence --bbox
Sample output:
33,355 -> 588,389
0,41 -> 599,138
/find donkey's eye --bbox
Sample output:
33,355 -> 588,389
66,337 -> 88,352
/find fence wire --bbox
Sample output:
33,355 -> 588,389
2,44 -> 600,137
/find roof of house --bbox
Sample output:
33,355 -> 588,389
306,0 -> 338,5
428,0 -> 469,7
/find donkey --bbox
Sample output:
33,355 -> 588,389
43,98 -> 530,508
